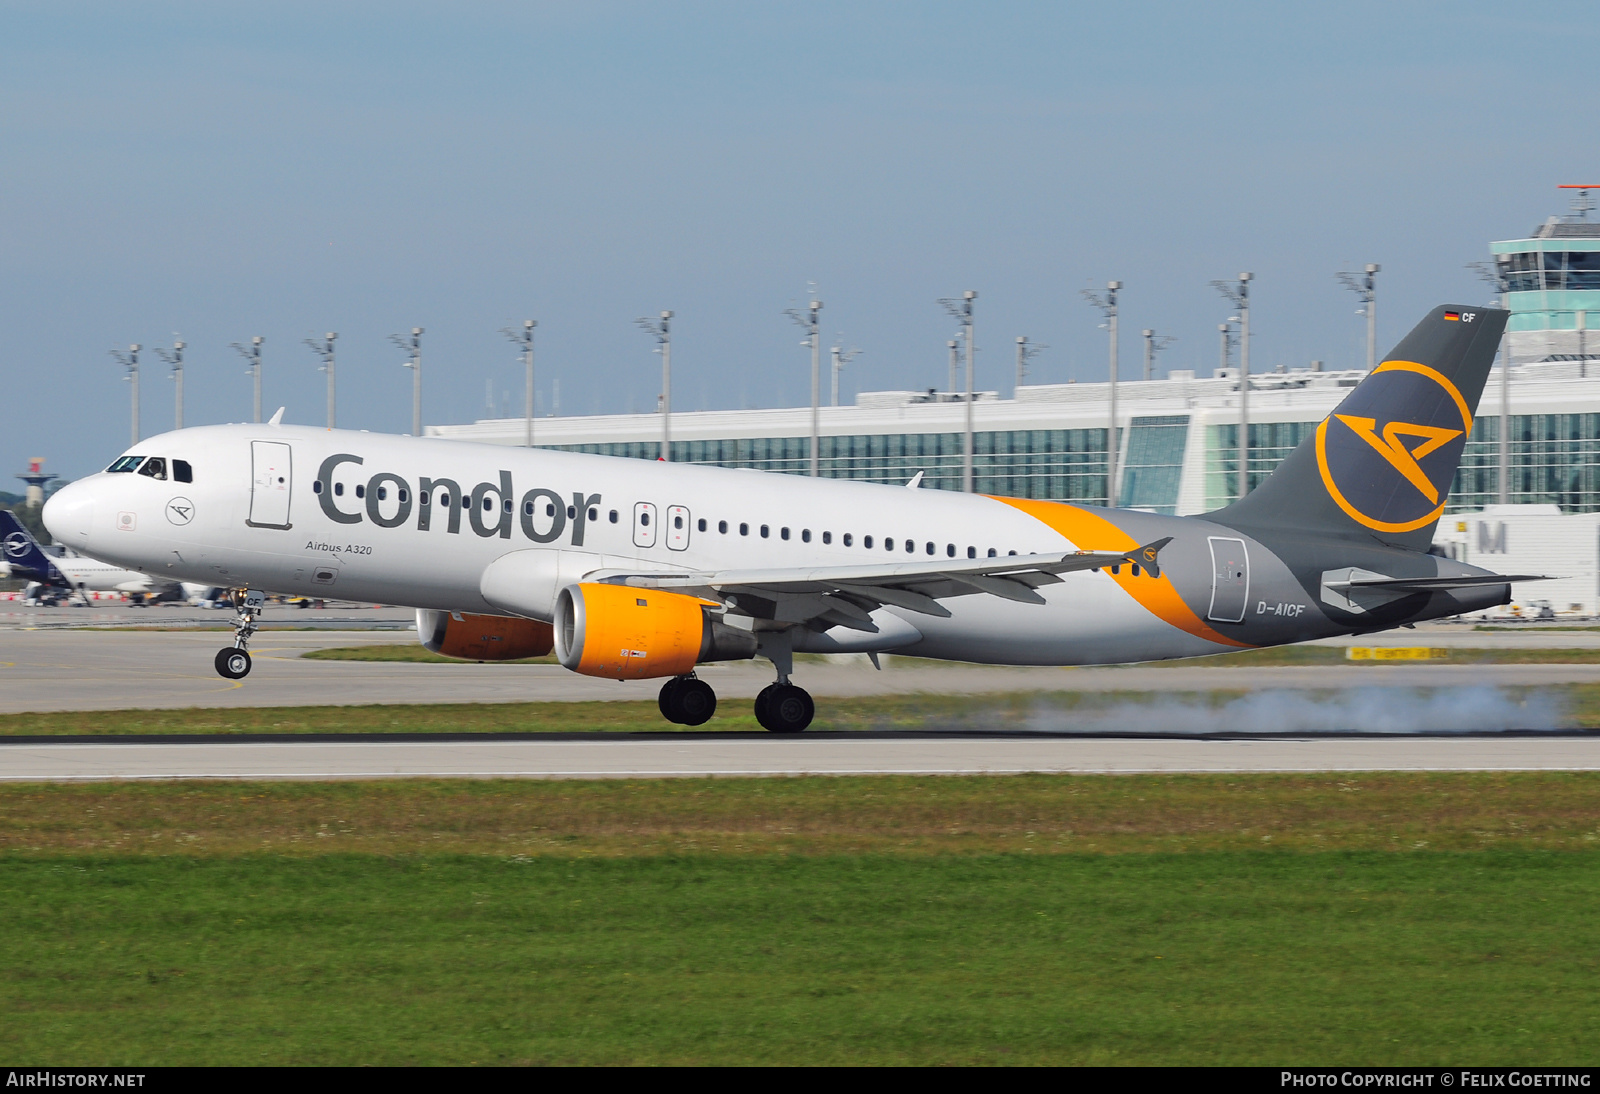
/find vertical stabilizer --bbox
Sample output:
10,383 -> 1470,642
0,510 -> 64,583
1211,305 -> 1508,552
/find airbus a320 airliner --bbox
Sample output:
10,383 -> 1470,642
43,305 -> 1537,731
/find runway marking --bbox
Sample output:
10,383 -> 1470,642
6,766 -> 1600,782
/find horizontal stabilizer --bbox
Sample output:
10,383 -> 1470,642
1327,574 -> 1549,591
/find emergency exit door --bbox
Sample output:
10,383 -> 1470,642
1207,536 -> 1249,623
247,441 -> 293,529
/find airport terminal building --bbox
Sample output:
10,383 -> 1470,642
430,203 -> 1600,612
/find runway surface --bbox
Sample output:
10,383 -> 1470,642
3,733 -> 1598,781
7,628 -> 1600,713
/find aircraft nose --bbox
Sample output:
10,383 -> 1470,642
43,480 -> 96,544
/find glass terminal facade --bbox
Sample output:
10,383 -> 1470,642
436,201 -> 1600,519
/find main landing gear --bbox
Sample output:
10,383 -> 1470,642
214,589 -> 265,680
754,682 -> 814,733
752,630 -> 814,733
654,631 -> 816,732
659,674 -> 718,726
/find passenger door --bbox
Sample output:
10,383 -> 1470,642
247,441 -> 293,530
1207,536 -> 1248,623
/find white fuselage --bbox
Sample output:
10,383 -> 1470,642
42,423 -> 1270,665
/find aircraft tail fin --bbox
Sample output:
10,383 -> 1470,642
1210,304 -> 1508,552
0,509 -> 64,583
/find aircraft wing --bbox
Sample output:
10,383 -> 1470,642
595,538 -> 1172,632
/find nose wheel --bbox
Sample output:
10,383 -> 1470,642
214,589 -> 265,681
215,648 -> 252,679
658,675 -> 717,726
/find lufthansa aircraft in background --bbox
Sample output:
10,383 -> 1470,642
43,305 -> 1539,731
0,509 -> 200,605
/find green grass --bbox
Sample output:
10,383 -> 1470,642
1476,625 -> 1600,632
4,776 -> 1599,1064
6,773 -> 1600,857
304,642 -> 1600,667
300,644 -> 554,664
7,683 -> 1600,737
3,850 -> 1598,1065
1165,645 -> 1600,666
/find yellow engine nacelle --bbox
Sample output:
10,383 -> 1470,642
553,583 -> 758,680
416,609 -> 555,661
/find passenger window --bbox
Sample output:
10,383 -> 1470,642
334,483 -> 344,496
987,548 -> 997,557
946,544 -> 955,557
780,527 -> 790,541
698,518 -> 707,532
173,459 -> 193,483
967,546 -> 975,558
377,486 -> 388,501
798,529 -> 808,543
609,510 -> 619,523
843,533 -> 853,547
718,520 -> 728,534
925,542 -> 935,555
740,523 -> 749,536
760,525 -> 769,538
107,456 -> 144,473
399,489 -> 409,503
905,541 -> 914,554
313,481 -> 323,495
821,532 -> 830,545
589,507 -> 598,522
864,535 -> 873,548
355,484 -> 366,499
137,457 -> 167,480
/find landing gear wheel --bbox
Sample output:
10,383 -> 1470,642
215,648 -> 252,680
754,684 -> 777,727
755,683 -> 813,733
659,676 -> 718,726
658,678 -> 684,722
674,678 -> 717,726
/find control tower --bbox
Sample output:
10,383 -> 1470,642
15,458 -> 57,508
1491,184 -> 1600,366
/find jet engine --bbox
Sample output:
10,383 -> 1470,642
416,609 -> 554,661
553,582 -> 757,680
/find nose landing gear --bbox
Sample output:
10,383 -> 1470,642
214,589 -> 265,680
658,674 -> 717,726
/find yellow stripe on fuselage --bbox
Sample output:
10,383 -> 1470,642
991,496 -> 1254,649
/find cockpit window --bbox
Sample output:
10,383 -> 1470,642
173,459 -> 193,483
137,457 -> 167,481
107,456 -> 144,473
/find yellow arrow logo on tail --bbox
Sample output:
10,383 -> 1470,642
1333,415 -> 1462,504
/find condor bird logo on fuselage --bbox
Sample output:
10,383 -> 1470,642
1314,356 -> 1474,534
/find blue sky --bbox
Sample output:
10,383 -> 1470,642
2,0 -> 1596,480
